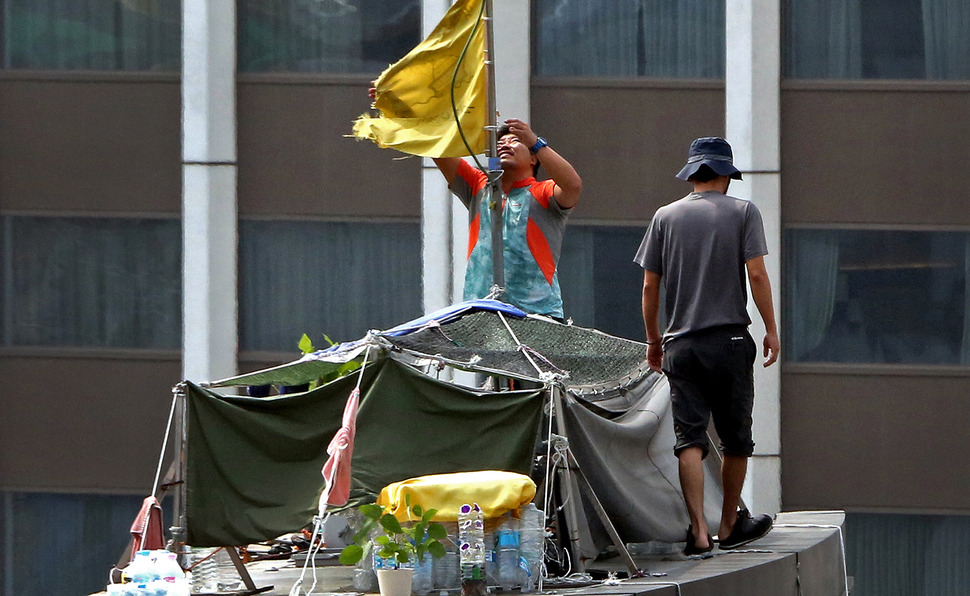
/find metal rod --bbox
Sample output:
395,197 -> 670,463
483,0 -> 504,291
567,450 -> 641,576
552,386 -> 585,573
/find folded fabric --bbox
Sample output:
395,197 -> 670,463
378,471 -> 536,522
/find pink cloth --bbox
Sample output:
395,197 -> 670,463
129,496 -> 164,560
319,387 -> 360,511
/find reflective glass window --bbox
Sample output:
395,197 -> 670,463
0,216 -> 182,349
0,0 -> 180,71
558,224 -> 655,341
533,0 -> 725,78
238,0 -> 420,73
785,0 -> 970,79
784,229 -> 970,365
239,219 -> 421,351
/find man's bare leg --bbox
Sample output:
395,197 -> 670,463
719,454 -> 748,539
678,446 -> 711,549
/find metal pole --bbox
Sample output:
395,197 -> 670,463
483,0 -> 504,292
174,383 -> 188,563
551,386 -> 585,573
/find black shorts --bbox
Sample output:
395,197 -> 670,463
661,325 -> 757,458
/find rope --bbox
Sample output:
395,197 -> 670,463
293,347 -> 373,596
151,384 -> 181,499
497,311 -> 567,380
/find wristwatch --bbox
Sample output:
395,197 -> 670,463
529,137 -> 548,154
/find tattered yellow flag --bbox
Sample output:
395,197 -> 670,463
352,0 -> 486,158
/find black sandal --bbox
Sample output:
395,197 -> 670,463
683,524 -> 714,556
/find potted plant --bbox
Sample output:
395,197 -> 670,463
339,495 -> 448,596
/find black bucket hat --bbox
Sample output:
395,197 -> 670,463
675,137 -> 743,181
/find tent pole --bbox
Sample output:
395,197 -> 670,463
483,0 -> 504,291
566,451 -> 641,576
174,382 -> 188,563
551,385 -> 586,573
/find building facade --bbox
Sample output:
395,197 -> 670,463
1,1 -> 968,594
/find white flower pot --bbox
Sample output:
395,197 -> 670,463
376,567 -> 414,596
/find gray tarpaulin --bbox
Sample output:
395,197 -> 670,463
563,374 -> 723,545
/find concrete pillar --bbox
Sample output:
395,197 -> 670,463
182,0 -> 238,382
726,0 -> 782,515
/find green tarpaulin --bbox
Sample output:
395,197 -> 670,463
185,357 -> 544,546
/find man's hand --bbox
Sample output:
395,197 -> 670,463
647,343 -> 663,372
503,118 -> 538,148
763,330 -> 780,367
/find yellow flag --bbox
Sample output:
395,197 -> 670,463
352,0 -> 486,158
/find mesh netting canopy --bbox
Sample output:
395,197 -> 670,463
386,310 -> 648,388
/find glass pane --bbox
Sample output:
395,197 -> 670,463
533,0 -> 725,78
784,0 -> 970,80
1,0 -> 181,71
239,219 -> 421,351
845,513 -> 970,596
0,216 -> 182,349
238,0 -> 420,73
0,492 -> 167,596
558,224 -> 652,341
784,229 -> 970,365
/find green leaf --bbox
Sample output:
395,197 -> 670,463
376,535 -> 390,546
298,333 -> 314,354
397,551 -> 410,564
380,514 -> 403,535
339,544 -> 363,565
360,504 -> 383,520
412,504 -> 424,517
427,541 -> 446,558
427,523 -> 448,540
422,508 -> 437,522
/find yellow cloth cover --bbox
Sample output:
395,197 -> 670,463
351,0 -> 487,158
378,471 -> 536,522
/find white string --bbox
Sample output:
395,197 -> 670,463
496,312 -> 551,378
151,385 -> 180,499
295,347 -> 373,596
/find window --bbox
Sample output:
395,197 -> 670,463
845,513 -> 970,595
785,0 -> 970,79
533,0 -> 725,78
784,229 -> 970,365
239,219 -> 421,351
0,216 -> 182,349
0,491 -> 167,595
0,0 -> 180,71
238,0 -> 420,73
558,224 -> 652,341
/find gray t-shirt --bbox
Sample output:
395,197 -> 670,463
634,190 -> 768,342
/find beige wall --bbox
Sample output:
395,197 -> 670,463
0,75 -> 181,214
782,369 -> 970,512
0,353 -> 181,492
781,84 -> 970,226
237,76 -> 420,218
531,80 -> 725,223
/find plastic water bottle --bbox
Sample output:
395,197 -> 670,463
495,516 -> 521,590
458,503 -> 486,596
413,553 -> 433,594
518,504 -> 545,593
124,550 -> 154,585
433,549 -> 459,590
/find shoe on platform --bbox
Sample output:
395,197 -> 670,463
683,525 -> 714,556
718,508 -> 773,549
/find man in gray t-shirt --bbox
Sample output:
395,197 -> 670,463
634,137 -> 779,556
